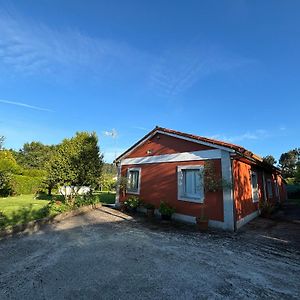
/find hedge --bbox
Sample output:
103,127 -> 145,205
12,175 -> 44,195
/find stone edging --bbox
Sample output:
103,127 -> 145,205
0,203 -> 102,239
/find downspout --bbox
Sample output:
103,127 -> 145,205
231,157 -> 237,232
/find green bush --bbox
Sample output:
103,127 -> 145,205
0,172 -> 14,196
159,201 -> 175,216
74,194 -> 101,208
124,196 -> 141,209
12,175 -> 44,195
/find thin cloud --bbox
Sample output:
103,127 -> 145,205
0,8 -> 151,79
132,126 -> 149,131
0,99 -> 53,112
209,129 -> 269,143
149,42 -> 254,97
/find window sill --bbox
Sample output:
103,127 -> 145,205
178,196 -> 204,204
126,190 -> 140,195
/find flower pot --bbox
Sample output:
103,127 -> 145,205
196,219 -> 209,232
146,208 -> 155,218
161,214 -> 172,221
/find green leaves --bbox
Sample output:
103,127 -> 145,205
45,131 -> 103,199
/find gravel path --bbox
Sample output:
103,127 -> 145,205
0,207 -> 299,299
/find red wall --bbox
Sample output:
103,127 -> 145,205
127,133 -> 212,158
233,159 -> 286,221
233,160 -> 263,221
120,159 -> 224,222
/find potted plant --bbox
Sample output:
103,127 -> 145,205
124,196 -> 140,213
196,205 -> 209,232
144,203 -> 155,218
159,201 -> 175,221
259,201 -> 274,218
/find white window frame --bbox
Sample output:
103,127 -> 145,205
267,179 -> 273,198
177,165 -> 204,203
274,180 -> 280,198
251,171 -> 259,203
126,167 -> 141,195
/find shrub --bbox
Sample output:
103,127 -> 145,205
12,175 -> 44,195
74,194 -> 101,208
0,172 -> 14,197
159,201 -> 175,216
124,196 -> 141,209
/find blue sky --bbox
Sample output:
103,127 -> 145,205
0,1 -> 299,163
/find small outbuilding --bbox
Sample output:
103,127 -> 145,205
114,127 -> 286,231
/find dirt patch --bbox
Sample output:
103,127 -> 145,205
0,207 -> 299,299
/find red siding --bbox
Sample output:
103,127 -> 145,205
120,159 -> 224,222
127,133 -> 213,158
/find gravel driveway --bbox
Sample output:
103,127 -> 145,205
0,207 -> 299,299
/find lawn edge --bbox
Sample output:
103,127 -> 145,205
0,203 -> 102,239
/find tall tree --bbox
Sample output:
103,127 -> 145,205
279,148 -> 300,178
16,142 -> 54,169
46,132 -> 103,199
263,155 -> 277,166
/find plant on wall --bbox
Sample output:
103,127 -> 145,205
117,176 -> 128,197
203,161 -> 232,192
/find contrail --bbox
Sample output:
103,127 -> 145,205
0,99 -> 54,112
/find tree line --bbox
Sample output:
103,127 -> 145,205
0,132 -> 116,201
263,148 -> 300,183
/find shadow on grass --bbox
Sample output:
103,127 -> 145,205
0,204 -> 51,229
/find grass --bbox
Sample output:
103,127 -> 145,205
0,194 -> 50,220
0,191 -> 116,229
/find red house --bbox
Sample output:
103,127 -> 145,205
114,127 -> 286,231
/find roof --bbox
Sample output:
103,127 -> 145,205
115,126 -> 280,173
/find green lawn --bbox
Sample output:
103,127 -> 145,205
0,194 -> 50,220
0,191 -> 116,229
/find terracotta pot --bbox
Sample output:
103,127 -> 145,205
196,219 -> 209,232
146,208 -> 155,218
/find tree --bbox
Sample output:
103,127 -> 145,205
46,132 -> 103,200
279,148 -> 300,178
15,142 -> 54,169
0,150 -> 20,174
263,155 -> 277,166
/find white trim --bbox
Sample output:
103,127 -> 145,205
116,130 -> 234,162
126,167 -> 141,195
250,171 -> 259,203
115,163 -> 122,207
121,149 -> 222,165
236,210 -> 259,230
262,171 -> 267,202
177,165 -> 204,203
172,213 -> 196,224
221,151 -> 235,231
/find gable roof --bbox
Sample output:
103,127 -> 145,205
115,126 -> 280,173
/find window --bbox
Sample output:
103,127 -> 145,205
127,168 -> 141,194
267,179 -> 273,198
251,171 -> 259,202
177,166 -> 204,203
